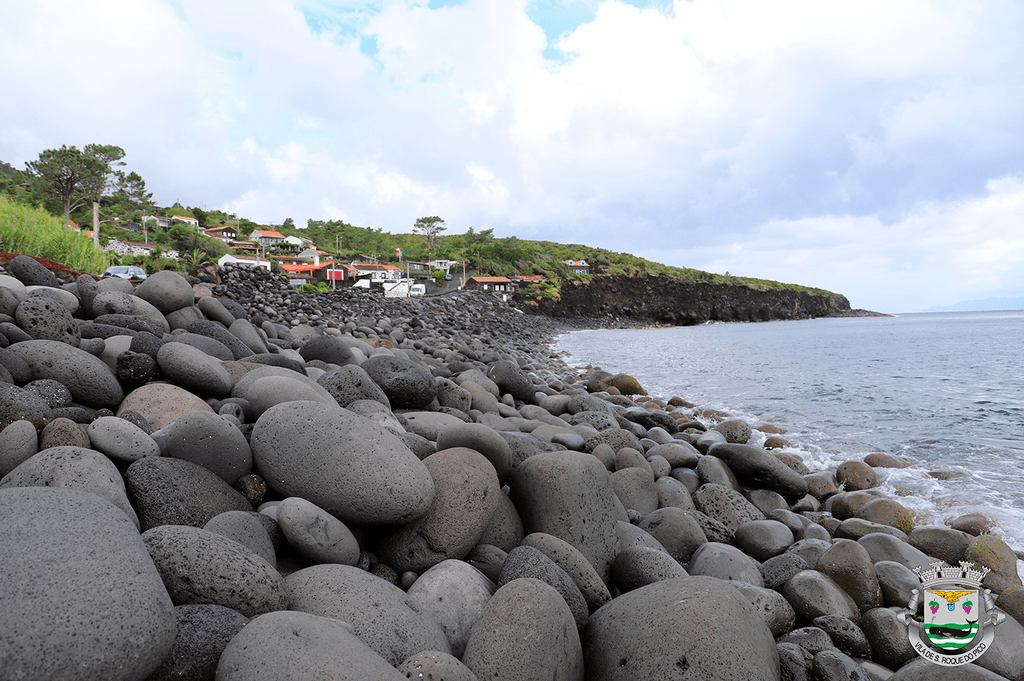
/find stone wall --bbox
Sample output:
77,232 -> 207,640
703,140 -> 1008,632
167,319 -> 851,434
521,275 -> 852,325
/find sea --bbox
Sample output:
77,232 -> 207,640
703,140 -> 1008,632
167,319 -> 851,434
555,310 -> 1024,566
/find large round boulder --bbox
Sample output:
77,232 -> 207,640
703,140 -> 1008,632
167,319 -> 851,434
0,487 -> 176,680
583,575 -> 780,680
362,354 -> 437,408
134,270 -> 195,314
251,401 -> 434,525
7,339 -> 123,408
462,578 -> 583,681
379,447 -> 501,572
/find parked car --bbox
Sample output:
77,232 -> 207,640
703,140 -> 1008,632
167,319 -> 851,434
444,273 -> 452,281
103,265 -> 147,280
409,284 -> 426,297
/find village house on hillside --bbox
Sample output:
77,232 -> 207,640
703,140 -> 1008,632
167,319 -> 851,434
203,225 -> 237,243
464,276 -> 515,293
563,259 -> 590,274
250,229 -> 285,248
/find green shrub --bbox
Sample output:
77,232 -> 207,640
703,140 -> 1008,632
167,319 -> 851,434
0,194 -> 109,273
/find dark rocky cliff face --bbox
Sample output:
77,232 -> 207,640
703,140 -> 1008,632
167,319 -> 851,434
521,275 -> 852,325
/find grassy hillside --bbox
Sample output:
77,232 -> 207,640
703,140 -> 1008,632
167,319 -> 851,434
0,194 -> 109,273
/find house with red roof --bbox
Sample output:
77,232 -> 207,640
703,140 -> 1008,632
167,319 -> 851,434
250,229 -> 285,248
563,259 -> 590,274
172,215 -> 200,230
204,225 -> 237,243
464,276 -> 515,293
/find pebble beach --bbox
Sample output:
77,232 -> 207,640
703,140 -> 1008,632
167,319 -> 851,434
3,253 -> 1024,681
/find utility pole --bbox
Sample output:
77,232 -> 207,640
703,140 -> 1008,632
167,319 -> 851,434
93,202 -> 101,250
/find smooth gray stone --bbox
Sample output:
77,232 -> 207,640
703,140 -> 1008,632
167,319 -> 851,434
0,487 -> 176,680
156,341 -> 234,397
734,583 -> 797,636
583,576 -> 778,680
185,318 -> 254,360
487,359 -> 536,401
612,546 -> 690,593
146,604 -> 249,681
462,380 -> 501,413
687,542 -> 764,587
135,270 -> 194,314
125,456 -> 253,530
299,334 -> 354,365
98,334 -> 133,372
874,560 -> 921,608
498,545 -> 589,631
655,474 -> 696,511
857,532 -> 933,571
197,296 -> 237,328
0,445 -> 139,529
475,486 -> 524,552
7,339 -> 123,408
362,354 -> 437,409
812,648 -> 864,681
0,419 -> 38,477
400,410 -> 466,441
610,465 -> 658,517
317,363 -> 391,409
16,296 -> 80,345
228,318 -> 268,354
435,376 -> 472,412
456,369 -> 500,397
164,409 -> 252,484
522,531 -> 611,612
783,569 -> 862,623
760,552 -> 812,592
396,651 -> 480,681
165,305 -> 204,331
861,607 -> 916,671
638,506 -> 708,565
86,415 -> 160,463
231,365 -> 334,407
251,401 -> 434,525
696,454 -> 740,489
117,382 -> 215,431
511,450 -> 626,586
787,537 -> 834,565
39,416 -> 90,449
0,282 -> 23,317
816,538 -> 884,613
735,519 -> 796,561
778,626 -> 835,654
435,421 -> 513,483
463,578 -> 583,681
166,330 -> 233,361
616,519 -> 671,555
285,564 -> 451,665
345,398 -> 405,432
0,345 -> 32,383
379,447 -> 501,572
216,610 -> 406,681
407,559 -> 496,659
142,524 -> 286,617
92,290 -> 169,332
204,510 -> 277,568
276,496 -> 359,566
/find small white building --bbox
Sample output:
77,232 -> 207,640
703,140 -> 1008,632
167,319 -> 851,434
218,253 -> 271,270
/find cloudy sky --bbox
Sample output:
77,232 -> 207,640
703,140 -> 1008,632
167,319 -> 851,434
2,0 -> 1023,312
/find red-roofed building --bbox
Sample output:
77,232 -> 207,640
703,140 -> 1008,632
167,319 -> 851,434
250,229 -> 285,248
563,259 -> 590,274
173,215 -> 200,231
204,225 -> 237,242
464,276 -> 515,293
353,262 -> 403,281
67,219 -> 81,232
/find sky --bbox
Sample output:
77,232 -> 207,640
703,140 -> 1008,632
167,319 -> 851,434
2,0 -> 1023,313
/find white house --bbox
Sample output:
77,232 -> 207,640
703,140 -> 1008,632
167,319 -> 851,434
428,258 -> 458,272
218,253 -> 272,270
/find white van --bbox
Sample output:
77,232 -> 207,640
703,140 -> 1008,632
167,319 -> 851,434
409,284 -> 426,297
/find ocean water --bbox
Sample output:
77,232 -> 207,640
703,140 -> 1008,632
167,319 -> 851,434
555,311 -> 1024,557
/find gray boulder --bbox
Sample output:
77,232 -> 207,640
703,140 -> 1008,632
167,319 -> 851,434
498,545 -> 589,631
7,339 -> 123,408
163,410 -> 252,484
583,576 -> 779,680
0,445 -> 139,529
406,559 -> 496,659
285,563 -> 451,665
687,542 -> 764,587
707,442 -> 809,500
317,363 -> 391,408
783,569 -> 862,623
135,270 -> 194,314
435,421 -> 513,483
86,415 -> 161,463
612,546 -> 690,593
251,400 -> 435,525
0,487 -> 176,680
215,610 -> 407,681
379,447 -> 500,572
146,604 -> 249,681
276,496 -> 359,566
362,354 -> 437,408
462,578 -> 583,681
142,524 -> 286,617
16,297 -> 80,345
125,456 -> 253,530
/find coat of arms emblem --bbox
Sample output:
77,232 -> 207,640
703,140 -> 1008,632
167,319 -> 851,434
898,560 -> 1004,666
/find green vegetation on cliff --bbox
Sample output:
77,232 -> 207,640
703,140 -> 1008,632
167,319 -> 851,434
0,194 -> 110,273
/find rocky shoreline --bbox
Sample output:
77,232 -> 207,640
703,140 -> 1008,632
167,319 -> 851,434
1,255 -> 1022,680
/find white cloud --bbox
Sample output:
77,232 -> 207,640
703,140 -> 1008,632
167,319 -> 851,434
1,0 -> 1023,310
